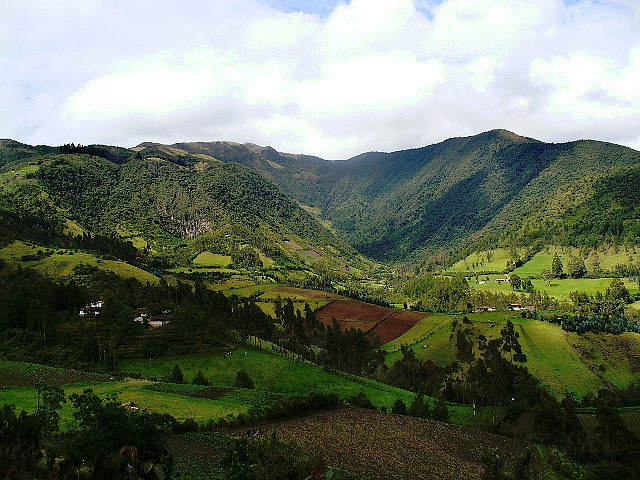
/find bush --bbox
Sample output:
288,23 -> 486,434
234,369 -> 254,389
391,398 -> 407,415
407,393 -> 431,419
431,397 -> 450,422
164,364 -> 185,384
192,369 -> 211,386
346,390 -> 375,410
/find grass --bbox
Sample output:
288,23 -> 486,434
0,379 -> 252,426
446,247 -> 528,273
207,276 -> 276,297
192,252 -> 232,268
117,348 -> 418,412
469,272 -> 638,300
450,245 -> 640,276
382,312 -> 640,398
0,240 -> 159,284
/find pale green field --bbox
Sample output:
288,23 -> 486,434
447,247 -> 530,273
514,319 -> 603,397
382,313 -> 640,398
0,240 -> 159,284
192,251 -> 232,268
383,313 -> 452,353
206,275 -> 277,297
470,273 -> 638,300
0,379 -> 252,425
62,219 -> 84,236
255,300 -> 331,318
451,246 -> 640,276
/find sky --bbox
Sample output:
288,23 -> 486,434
2,0 -> 640,159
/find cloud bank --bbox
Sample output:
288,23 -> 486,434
2,0 -> 640,158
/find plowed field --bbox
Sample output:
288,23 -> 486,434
315,300 -> 427,344
254,407 -> 536,480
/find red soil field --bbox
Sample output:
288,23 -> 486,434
256,407 -> 536,480
315,300 -> 427,344
270,286 -> 343,300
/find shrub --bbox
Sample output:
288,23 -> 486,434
192,369 -> 211,386
234,369 -> 254,389
391,398 -> 407,415
346,390 -> 375,410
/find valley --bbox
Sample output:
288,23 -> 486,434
1,131 -> 640,479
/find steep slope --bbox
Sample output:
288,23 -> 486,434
177,131 -> 640,262
500,163 -> 640,248
0,143 -> 355,271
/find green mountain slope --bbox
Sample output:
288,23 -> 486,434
0,142 -> 356,273
501,163 -> 640,248
175,131 -> 640,262
3,131 -> 639,269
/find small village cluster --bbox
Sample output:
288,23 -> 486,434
79,302 -> 170,327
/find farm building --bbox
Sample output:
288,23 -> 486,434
79,300 -> 104,316
475,306 -> 497,313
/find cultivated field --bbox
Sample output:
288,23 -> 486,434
251,407 -> 535,480
315,300 -> 427,344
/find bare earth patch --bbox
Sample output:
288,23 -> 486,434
254,407 -> 535,480
271,286 -> 343,300
316,300 -> 427,343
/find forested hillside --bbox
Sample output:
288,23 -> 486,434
174,130 -> 640,263
0,141 -> 355,271
2,131 -> 640,269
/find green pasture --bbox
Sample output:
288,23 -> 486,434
0,379 -> 254,426
447,247 -> 530,273
383,313 -> 453,358
451,245 -> 640,276
207,275 -> 277,297
0,240 -> 159,284
256,288 -> 335,314
255,301 -> 331,318
565,331 -> 640,390
513,319 -> 604,397
192,252 -> 232,268
469,272 -> 638,301
117,349 -> 418,411
382,312 -> 640,398
62,219 -> 84,237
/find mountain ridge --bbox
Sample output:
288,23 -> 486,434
2,129 -> 639,269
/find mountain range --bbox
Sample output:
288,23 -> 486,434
1,129 -> 639,272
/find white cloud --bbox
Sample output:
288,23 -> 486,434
2,0 -> 640,158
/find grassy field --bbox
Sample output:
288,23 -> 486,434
0,379 -> 256,425
469,273 -> 638,300
117,348 -> 419,411
0,240 -> 159,284
192,252 -> 232,268
206,275 -> 278,297
382,313 -> 640,398
450,245 -> 640,275
446,247 -> 528,273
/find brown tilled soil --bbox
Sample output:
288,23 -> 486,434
248,407 -> 538,480
316,300 -> 427,343
271,286 -> 343,300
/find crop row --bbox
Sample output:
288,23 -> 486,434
0,360 -> 113,387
